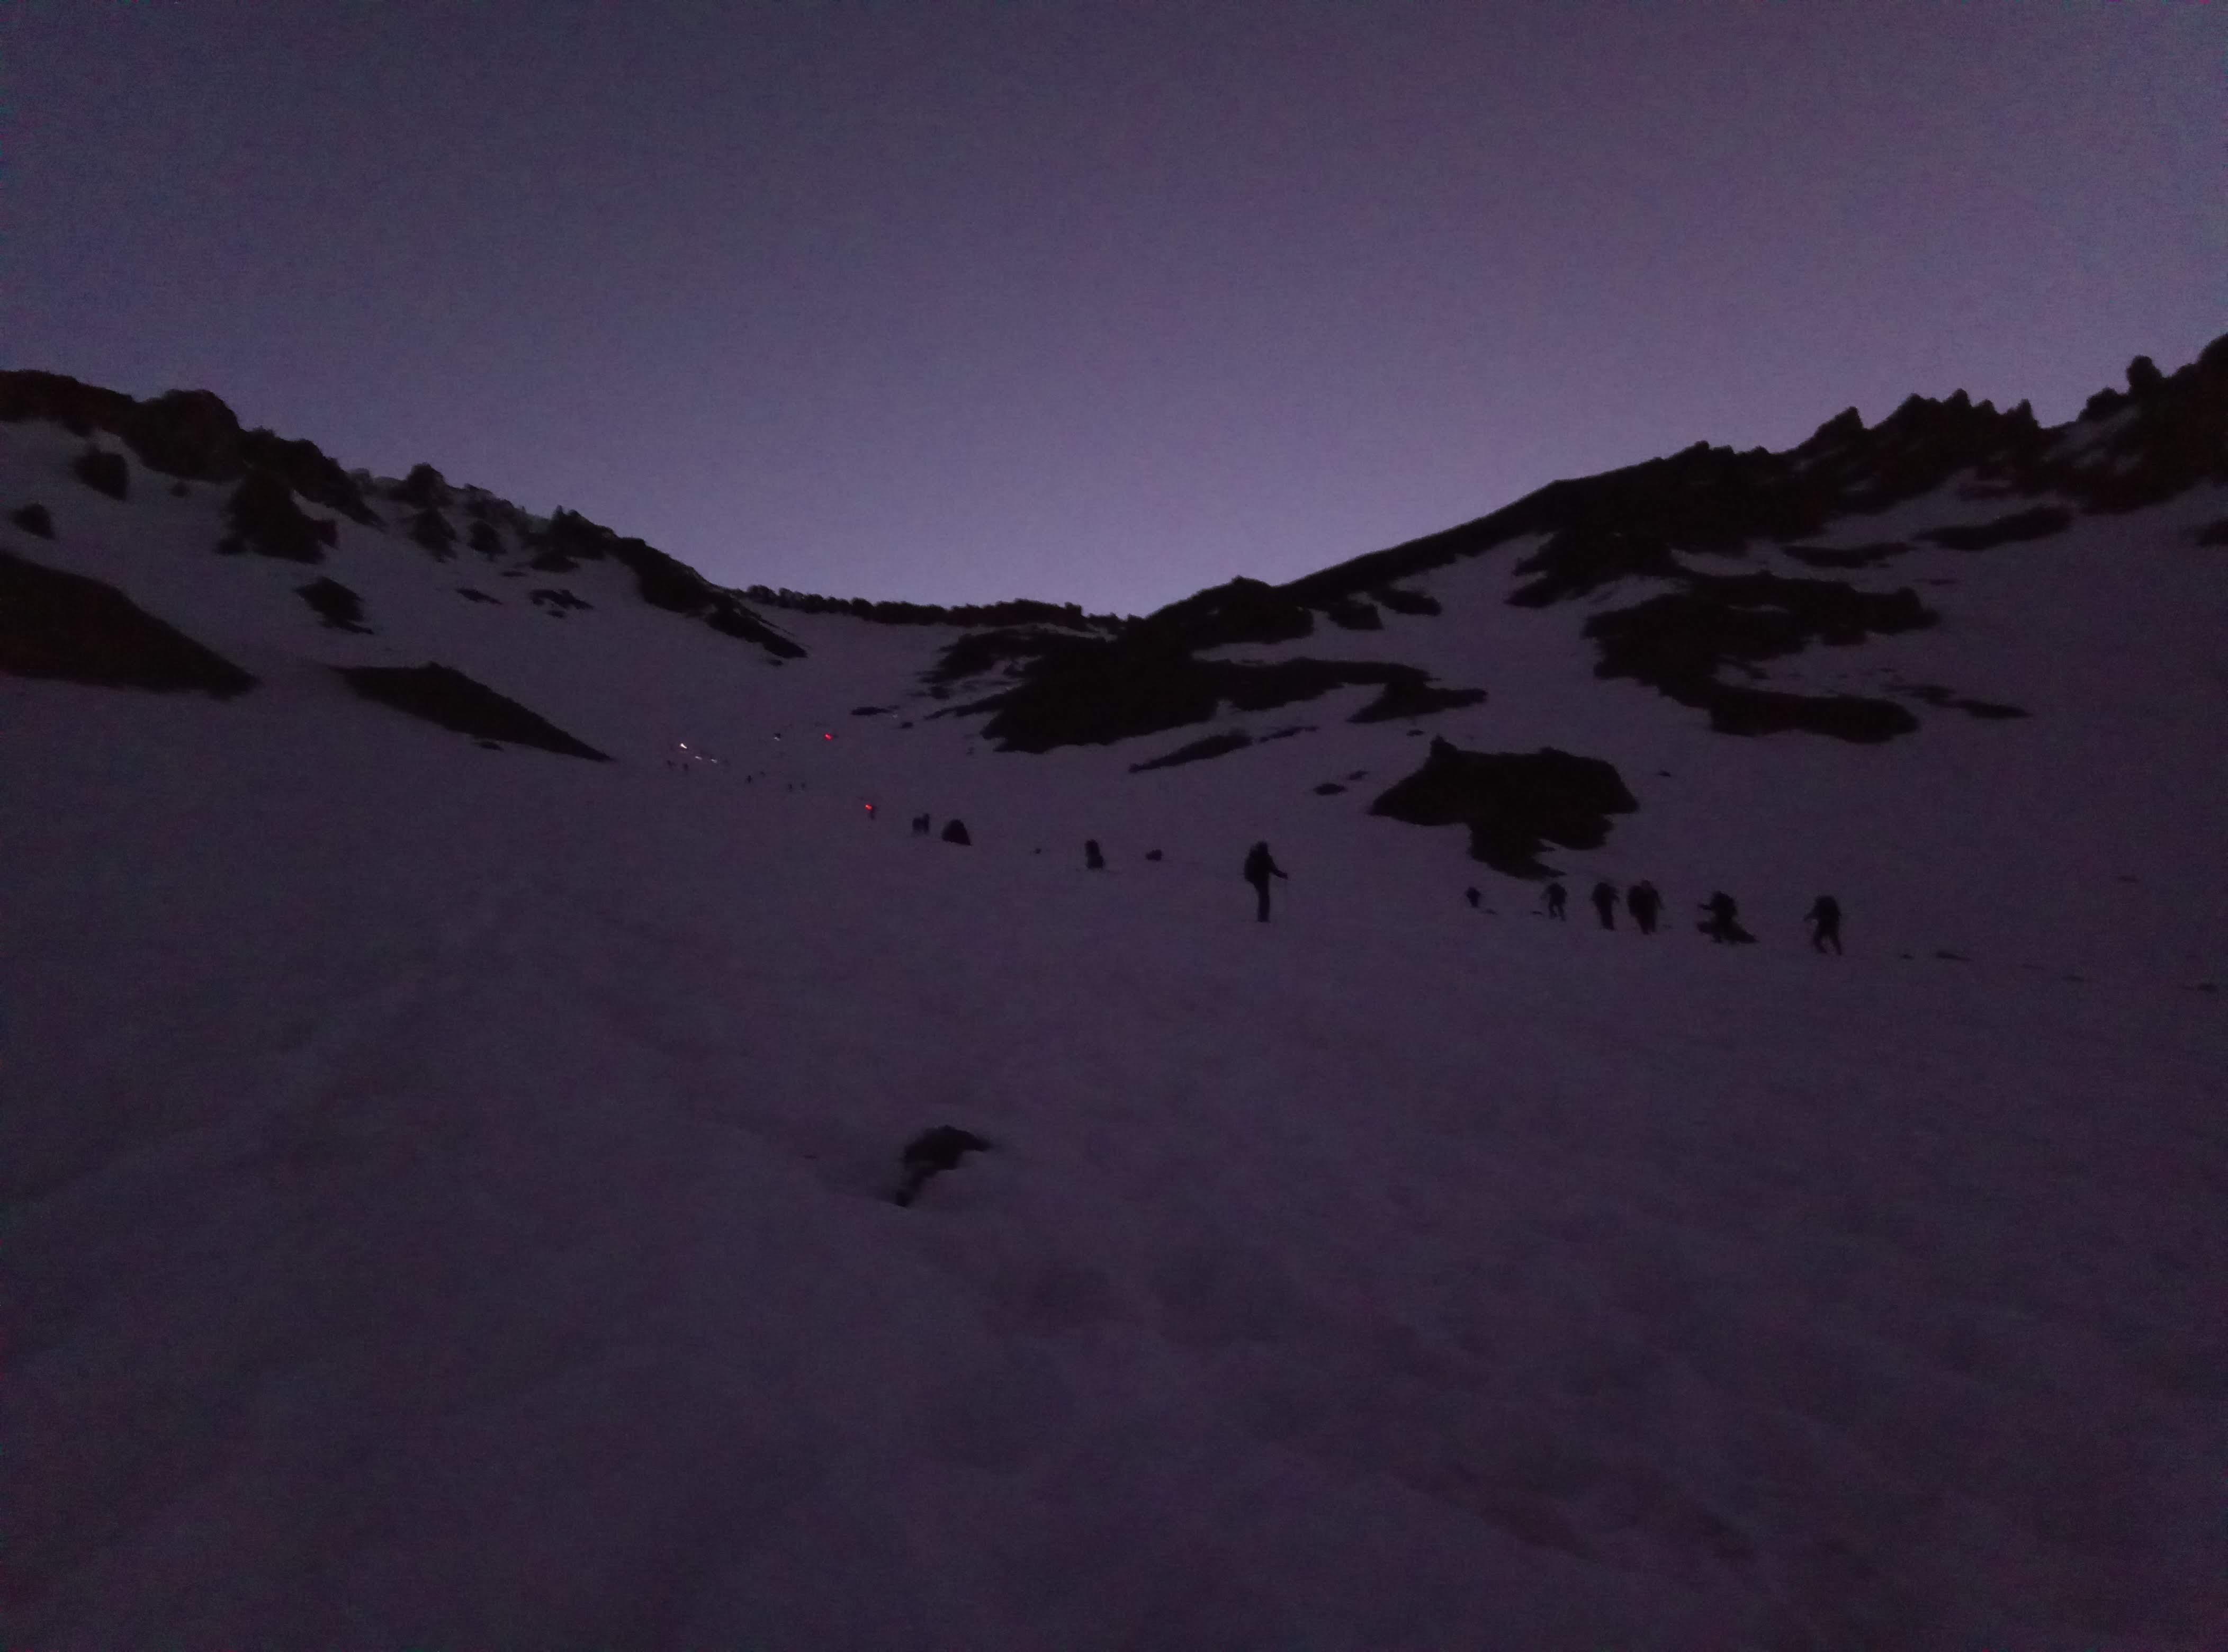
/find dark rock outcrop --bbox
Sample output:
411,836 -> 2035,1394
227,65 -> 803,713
393,463 -> 454,509
336,663 -> 609,760
1372,587 -> 1442,616
0,372 -> 378,522
934,625 -> 1486,753
72,448 -> 128,500
1582,573 -> 1934,742
1370,737 -> 1637,877
296,577 -> 371,632
10,502 -> 54,538
1919,506 -> 2073,551
520,508 -> 805,659
1129,731 -> 1253,772
407,508 -> 458,558
0,548 -> 256,696
218,471 -> 335,562
1896,683 -> 2028,720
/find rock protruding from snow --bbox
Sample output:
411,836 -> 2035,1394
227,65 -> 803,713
296,577 -> 371,633
1370,735 -> 1637,877
0,371 -> 380,523
335,663 -> 610,760
1582,572 -> 1935,742
218,471 -> 337,563
0,547 -> 257,696
932,622 -> 1485,753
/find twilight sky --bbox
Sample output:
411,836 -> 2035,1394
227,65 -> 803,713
6,2 -> 2222,615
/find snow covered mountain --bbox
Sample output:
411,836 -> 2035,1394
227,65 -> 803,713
4,345 -> 2223,1648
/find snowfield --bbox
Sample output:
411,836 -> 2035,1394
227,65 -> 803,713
4,385 -> 2225,1647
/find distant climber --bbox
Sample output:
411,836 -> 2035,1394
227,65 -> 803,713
941,819 -> 972,846
1805,894 -> 1844,954
912,812 -> 931,836
1243,841 -> 1288,922
1628,880 -> 1663,935
1591,881 -> 1619,930
1084,839 -> 1106,870
1544,882 -> 1568,920
1465,886 -> 1482,910
890,1125 -> 993,1207
1701,891 -> 1755,945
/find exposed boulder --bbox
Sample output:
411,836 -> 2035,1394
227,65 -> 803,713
218,470 -> 334,562
1919,506 -> 2072,551
296,577 -> 371,632
1129,731 -> 1253,772
393,463 -> 454,509
0,547 -> 256,696
336,663 -> 609,760
11,502 -> 55,538
71,448 -> 128,501
119,388 -> 244,480
408,508 -> 458,558
1370,737 -> 1637,877
1372,586 -> 1441,616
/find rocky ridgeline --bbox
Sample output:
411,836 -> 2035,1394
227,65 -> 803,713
0,372 -> 803,663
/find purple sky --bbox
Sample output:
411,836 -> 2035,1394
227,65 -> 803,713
7,2 -> 2222,615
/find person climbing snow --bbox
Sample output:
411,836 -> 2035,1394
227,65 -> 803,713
1805,894 -> 1844,954
1701,891 -> 1755,944
1243,841 -> 1288,922
1465,886 -> 1482,910
1544,882 -> 1568,919
1084,839 -> 1106,870
1628,880 -> 1662,935
1591,881 -> 1619,929
890,1125 -> 993,1207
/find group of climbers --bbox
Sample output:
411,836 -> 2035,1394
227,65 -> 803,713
1543,879 -> 1843,950
895,810 -> 1845,950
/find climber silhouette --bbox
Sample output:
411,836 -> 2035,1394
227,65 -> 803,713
1243,841 -> 1288,922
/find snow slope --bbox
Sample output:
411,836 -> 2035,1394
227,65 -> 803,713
4,366 -> 2225,1648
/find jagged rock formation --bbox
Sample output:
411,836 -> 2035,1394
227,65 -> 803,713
1129,731 -> 1255,773
0,373 -> 805,665
1582,573 -> 1935,740
1,371 -> 380,524
219,470 -> 337,562
1273,338 -> 2228,740
930,622 -> 1486,753
926,573 -> 1486,755
519,507 -> 804,659
1369,736 -> 1638,877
